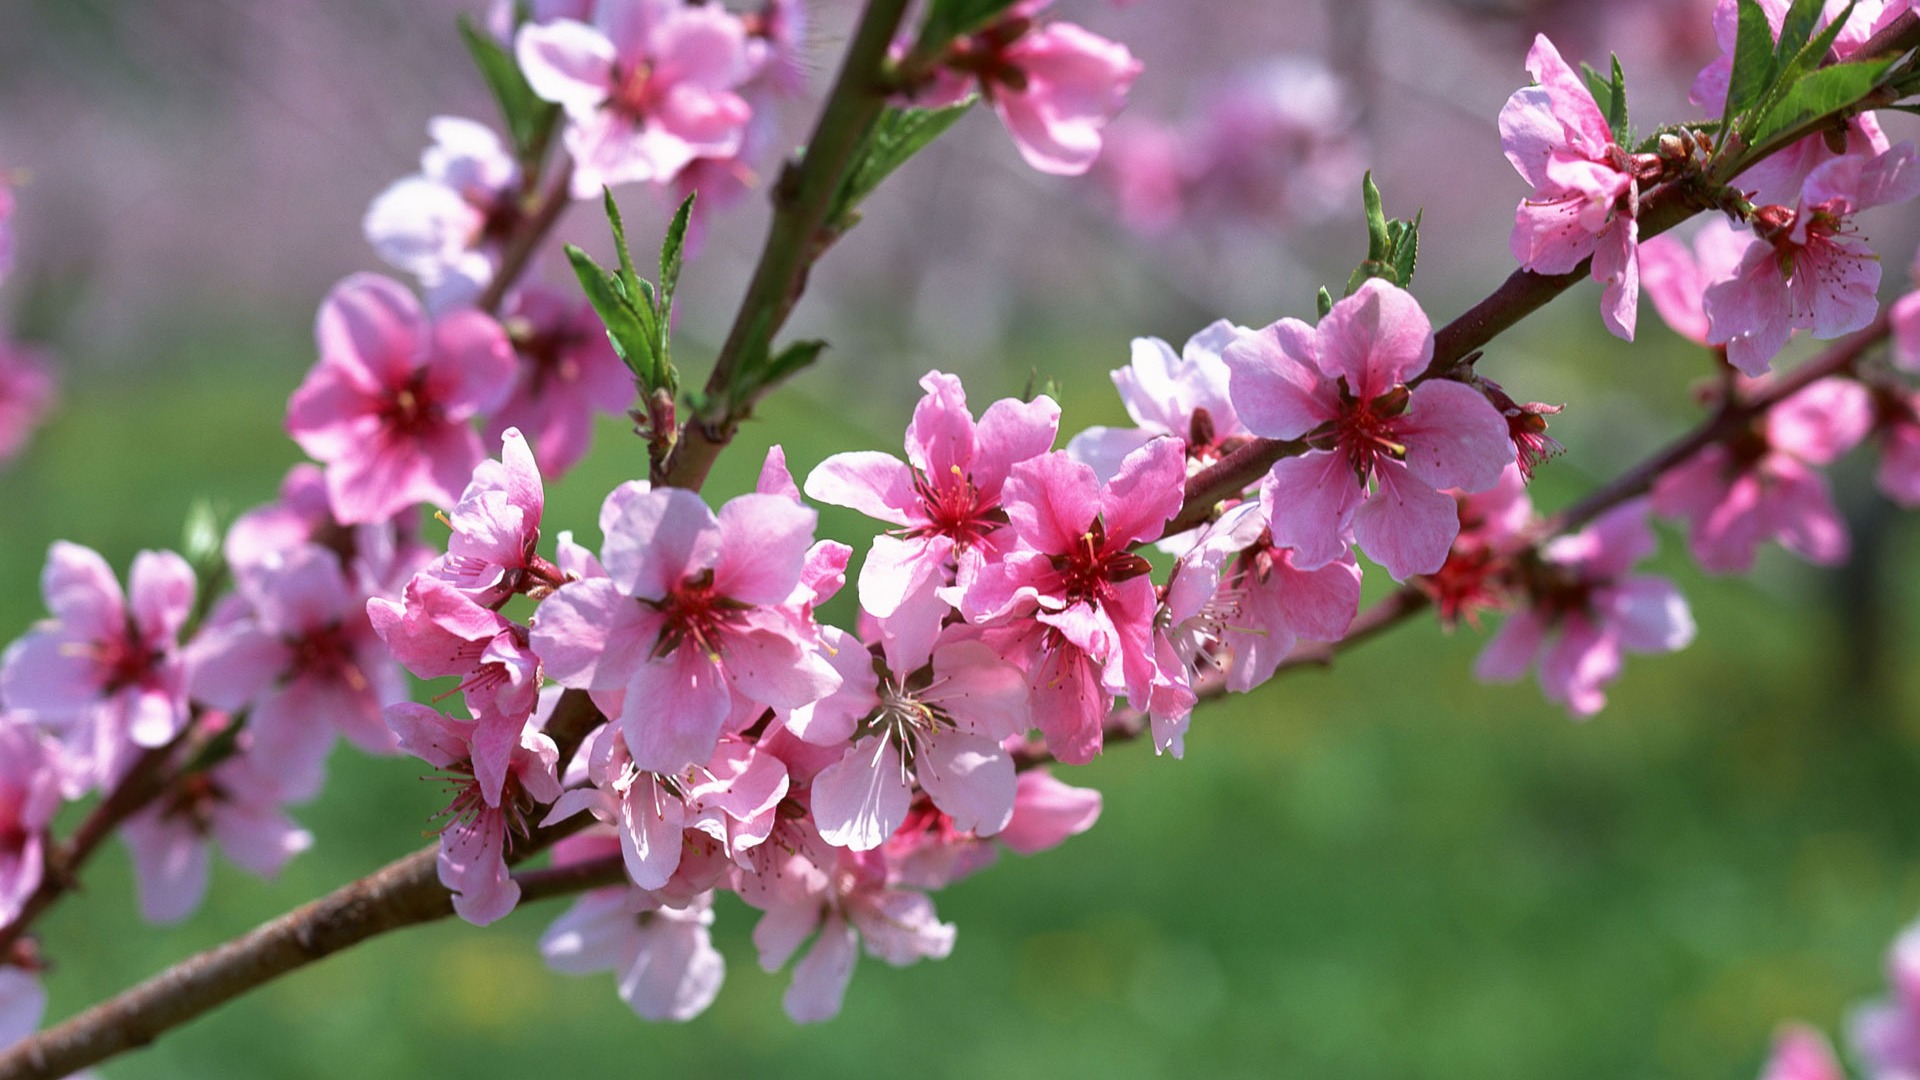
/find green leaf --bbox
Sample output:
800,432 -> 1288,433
456,14 -> 557,161
1775,0 -> 1825,61
566,244 -> 660,389
1724,0 -> 1778,129
830,102 -> 975,229
659,194 -> 694,318
1606,55 -> 1630,145
1343,173 -> 1420,293
1390,211 -> 1422,287
763,340 -> 828,387
922,0 -> 1022,45
1747,55 -> 1894,153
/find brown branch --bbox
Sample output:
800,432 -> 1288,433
474,160 -> 576,316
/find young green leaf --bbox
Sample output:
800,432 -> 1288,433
456,14 -> 557,162
1390,211 -> 1422,287
659,193 -> 694,318
1775,0 -> 1825,61
1316,287 -> 1335,320
830,102 -> 974,230
566,244 -> 663,391
1723,0 -> 1778,131
1606,55 -> 1630,145
1747,55 -> 1894,155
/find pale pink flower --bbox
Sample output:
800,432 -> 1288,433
0,343 -> 55,466
1757,1024 -> 1846,1080
488,288 -> 634,479
742,846 -> 955,1023
1872,385 -> 1920,507
517,0 -> 759,198
120,749 -> 313,925
0,963 -> 46,1053
804,370 -> 1058,660
1706,143 -> 1920,375
1652,377 -> 1873,572
880,800 -> 1001,890
984,21 -> 1141,176
962,439 -> 1187,763
1067,319 -> 1250,484
0,543 -> 196,760
1205,503 -> 1363,694
540,871 -> 726,1022
1475,499 -> 1695,717
999,768 -> 1102,855
386,702 -> 561,926
431,427 -> 562,607
1638,216 -> 1750,346
225,463 -> 431,602
1224,279 -> 1515,579
1500,34 -> 1643,339
531,482 -> 840,774
284,274 -> 516,525
363,117 -> 521,311
0,725 -> 60,928
1850,918 -> 1920,1078
1176,57 -> 1367,229
1099,119 -> 1186,233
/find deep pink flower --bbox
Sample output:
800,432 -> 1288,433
1475,499 -> 1695,717
962,439 -> 1186,763
532,482 -> 840,774
1500,34 -> 1643,339
805,370 -> 1058,658
0,543 -> 196,765
1421,463 -> 1536,629
0,726 -> 60,928
1705,144 -> 1920,375
431,427 -> 563,607
0,342 -> 55,466
120,749 -> 312,925
488,288 -> 634,479
517,0 -> 759,197
363,117 -> 521,311
540,869 -> 726,1021
285,274 -> 516,525
387,702 -> 561,926
1652,378 -> 1873,572
1224,279 -> 1514,579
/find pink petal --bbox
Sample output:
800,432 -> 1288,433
1316,279 -> 1433,399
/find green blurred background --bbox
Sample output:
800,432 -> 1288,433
7,0 -> 1920,1076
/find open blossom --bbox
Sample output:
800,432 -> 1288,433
1638,216 -> 1749,347
1067,319 -> 1250,484
532,482 -> 840,774
1872,384 -> 1920,507
517,0 -> 759,198
1224,279 -> 1514,580
805,370 -> 1058,661
962,438 -> 1186,763
430,427 -> 559,608
226,463 -> 430,601
488,288 -> 635,480
363,117 -> 521,311
0,726 -> 60,928
0,342 -> 55,466
539,846 -> 726,1022
1500,34 -> 1643,339
285,274 -> 516,525
1652,378 -> 1873,572
0,543 -> 196,766
1475,499 -> 1695,717
1705,143 -> 1920,375
1850,917 -> 1920,1078
387,703 -> 561,926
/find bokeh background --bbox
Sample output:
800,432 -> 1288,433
6,0 -> 1920,1076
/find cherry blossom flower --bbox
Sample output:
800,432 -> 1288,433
1500,33 -> 1645,339
531,482 -> 840,774
1202,502 -> 1362,694
0,543 -> 196,772
805,370 -> 1058,661
1652,378 -> 1873,572
363,117 -> 521,311
387,702 -> 561,926
539,856 -> 726,1022
487,288 -> 634,479
1871,384 -> 1920,507
1475,499 -> 1695,717
0,726 -> 59,928
430,427 -> 562,608
999,769 -> 1102,855
1638,216 -> 1750,347
119,748 -> 312,925
1850,917 -> 1920,1078
0,342 -> 55,466
225,463 -> 430,601
1223,279 -> 1514,579
1757,1024 -> 1846,1080
517,0 -> 759,198
1067,319 -> 1250,485
1421,464 -> 1535,629
284,274 -> 516,524
962,439 -> 1186,763
1705,143 -> 1920,375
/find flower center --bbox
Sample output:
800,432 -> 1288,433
648,569 -> 745,660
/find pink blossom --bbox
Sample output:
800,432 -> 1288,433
742,846 -> 955,1023
540,875 -> 726,1021
1421,464 -> 1535,629
363,117 -> 521,311
488,288 -> 635,479
999,769 -> 1102,855
1757,1024 -> 1845,1080
431,427 -> 561,608
1500,34 -> 1643,339
0,543 -> 196,766
1638,217 -> 1750,347
1066,319 -> 1250,486
962,439 -> 1187,763
1205,503 -> 1363,693
1850,918 -> 1920,1078
531,482 -> 840,774
1705,144 -> 1920,375
1223,279 -> 1514,579
1873,385 -> 1920,507
880,800 -> 1001,890
285,274 -> 516,525
386,702 -> 561,926
983,21 -> 1141,176
804,370 -> 1058,655
0,726 -> 60,928
517,0 -> 759,198
1475,499 -> 1695,717
225,463 -> 431,601
187,543 -> 405,801
1652,378 -> 1873,572
0,342 -> 55,466
120,749 -> 313,925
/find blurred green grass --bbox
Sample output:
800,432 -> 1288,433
7,312 -> 1920,1080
